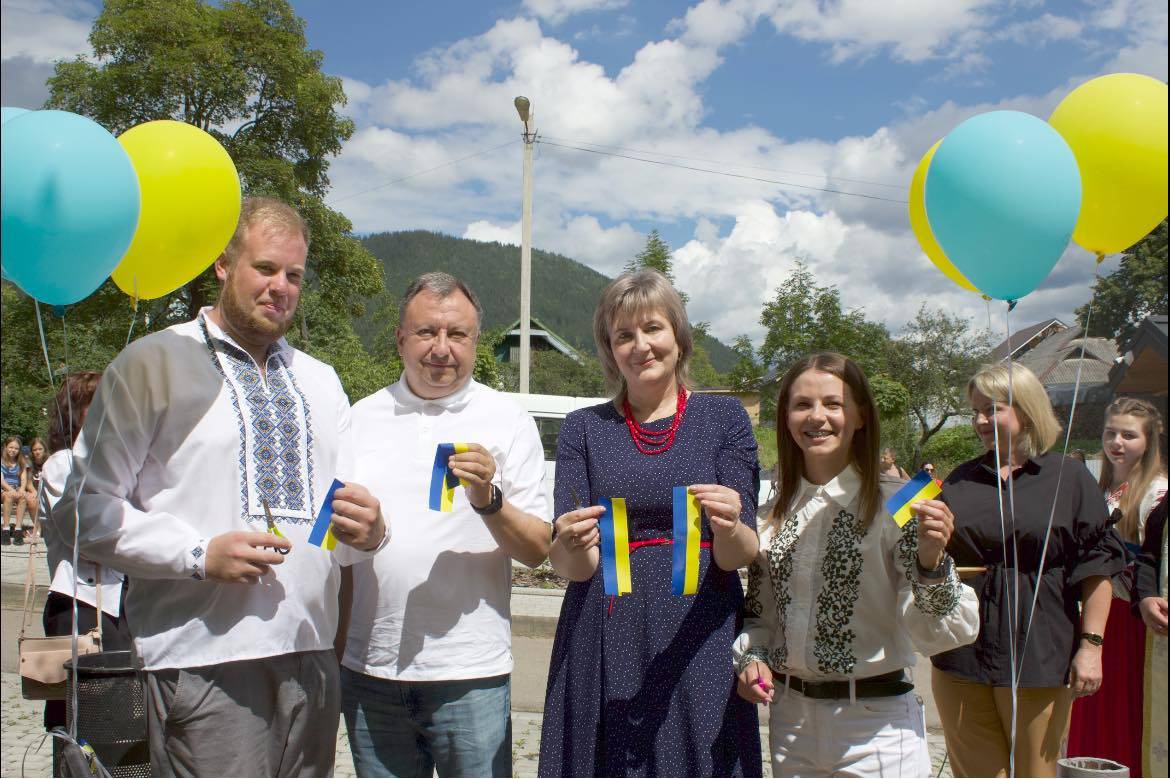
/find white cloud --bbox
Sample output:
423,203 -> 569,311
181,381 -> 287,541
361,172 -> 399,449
522,0 -> 629,26
765,0 -> 996,63
326,0 -> 1164,349
998,13 -> 1084,45
0,0 -> 94,64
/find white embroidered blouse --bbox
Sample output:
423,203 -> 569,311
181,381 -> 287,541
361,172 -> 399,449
56,309 -> 371,670
733,466 -> 980,681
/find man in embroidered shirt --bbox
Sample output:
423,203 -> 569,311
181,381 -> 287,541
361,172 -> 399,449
56,197 -> 387,777
339,272 -> 551,777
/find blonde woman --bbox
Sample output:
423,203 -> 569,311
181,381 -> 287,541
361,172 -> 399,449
734,352 -> 978,777
931,363 -> 1124,777
540,270 -> 762,776
1067,397 -> 1166,775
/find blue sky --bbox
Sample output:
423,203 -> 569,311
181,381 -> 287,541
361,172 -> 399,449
2,0 -> 1167,344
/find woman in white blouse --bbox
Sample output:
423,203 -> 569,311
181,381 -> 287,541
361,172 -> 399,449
733,352 -> 979,777
38,371 -> 131,744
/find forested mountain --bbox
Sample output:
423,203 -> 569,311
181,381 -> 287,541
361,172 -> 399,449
357,231 -> 737,372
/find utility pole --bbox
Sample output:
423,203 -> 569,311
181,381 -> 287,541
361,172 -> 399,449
515,96 -> 535,394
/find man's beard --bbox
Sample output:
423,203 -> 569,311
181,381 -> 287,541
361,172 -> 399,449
219,280 -> 293,346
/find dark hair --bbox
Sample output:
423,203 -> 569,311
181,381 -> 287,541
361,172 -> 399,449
772,352 -> 882,531
48,371 -> 103,453
400,272 -> 484,329
28,438 -> 47,468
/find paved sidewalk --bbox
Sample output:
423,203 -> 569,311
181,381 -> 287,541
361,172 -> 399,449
2,671 -> 949,777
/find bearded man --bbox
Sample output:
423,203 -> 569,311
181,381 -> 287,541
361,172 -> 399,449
57,197 -> 386,777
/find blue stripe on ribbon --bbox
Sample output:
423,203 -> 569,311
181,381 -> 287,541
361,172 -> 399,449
671,486 -> 688,596
599,496 -> 619,596
308,479 -> 345,547
429,443 -> 457,511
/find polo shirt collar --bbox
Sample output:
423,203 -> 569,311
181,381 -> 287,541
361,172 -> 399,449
390,376 -> 476,413
799,464 -> 862,507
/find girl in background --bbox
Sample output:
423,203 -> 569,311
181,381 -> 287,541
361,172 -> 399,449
1067,397 -> 1167,775
2,435 -> 29,545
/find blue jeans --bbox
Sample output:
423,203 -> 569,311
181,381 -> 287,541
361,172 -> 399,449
341,666 -> 512,778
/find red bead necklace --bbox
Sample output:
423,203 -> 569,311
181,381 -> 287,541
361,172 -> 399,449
622,388 -> 687,455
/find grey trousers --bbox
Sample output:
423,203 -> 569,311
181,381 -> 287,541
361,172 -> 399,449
144,649 -> 341,778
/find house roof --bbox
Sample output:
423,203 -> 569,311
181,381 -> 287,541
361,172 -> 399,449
1108,315 -> 1169,395
991,318 -> 1066,361
1016,325 -> 1119,389
500,316 -> 583,361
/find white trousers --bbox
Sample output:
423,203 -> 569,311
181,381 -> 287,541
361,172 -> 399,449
767,687 -> 931,777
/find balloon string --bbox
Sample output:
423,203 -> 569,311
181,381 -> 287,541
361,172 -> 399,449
1015,263 -> 1102,676
1003,303 -> 1020,779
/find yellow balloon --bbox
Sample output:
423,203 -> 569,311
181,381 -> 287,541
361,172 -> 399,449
908,140 -> 980,293
113,120 -> 241,300
1049,73 -> 1168,256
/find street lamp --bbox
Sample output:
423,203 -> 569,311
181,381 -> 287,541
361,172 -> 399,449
514,96 -> 536,394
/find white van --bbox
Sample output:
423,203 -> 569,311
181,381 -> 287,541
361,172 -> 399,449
505,392 -> 773,517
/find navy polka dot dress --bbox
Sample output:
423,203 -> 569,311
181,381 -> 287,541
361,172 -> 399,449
538,394 -> 762,777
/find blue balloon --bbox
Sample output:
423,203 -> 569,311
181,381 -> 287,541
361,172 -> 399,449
1,110 -> 140,305
924,110 -> 1082,301
1,106 -> 30,125
0,108 -> 31,282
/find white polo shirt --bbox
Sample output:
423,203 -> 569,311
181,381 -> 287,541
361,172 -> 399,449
56,309 -> 367,671
343,378 -> 549,681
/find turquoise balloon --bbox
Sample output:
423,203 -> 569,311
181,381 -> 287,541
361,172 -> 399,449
925,110 -> 1082,301
1,110 -> 141,305
0,107 -> 30,283
1,106 -> 30,126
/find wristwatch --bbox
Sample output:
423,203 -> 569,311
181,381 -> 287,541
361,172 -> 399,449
1080,632 -> 1104,647
916,554 -> 953,580
470,484 -> 504,516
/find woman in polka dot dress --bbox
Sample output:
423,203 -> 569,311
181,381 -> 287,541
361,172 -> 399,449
538,270 -> 763,777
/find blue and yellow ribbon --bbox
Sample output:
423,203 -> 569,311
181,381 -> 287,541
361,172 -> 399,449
885,470 -> 942,528
599,496 -> 632,596
428,443 -> 469,512
672,486 -> 702,596
308,478 -> 345,550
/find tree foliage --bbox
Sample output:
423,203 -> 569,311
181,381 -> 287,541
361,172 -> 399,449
758,261 -> 890,378
885,304 -> 992,464
39,0 -> 382,383
499,351 -> 608,397
726,335 -> 765,392
1076,219 -> 1168,348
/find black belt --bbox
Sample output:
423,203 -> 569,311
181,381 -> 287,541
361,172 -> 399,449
781,670 -> 913,700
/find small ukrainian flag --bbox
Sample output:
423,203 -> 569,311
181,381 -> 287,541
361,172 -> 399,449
308,479 -> 345,550
885,470 -> 942,528
428,443 -> 469,512
599,497 -> 632,596
672,486 -> 702,595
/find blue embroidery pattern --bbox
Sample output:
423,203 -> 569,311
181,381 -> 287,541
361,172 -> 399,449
199,318 -> 315,525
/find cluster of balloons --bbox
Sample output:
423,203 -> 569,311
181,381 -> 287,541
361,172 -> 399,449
909,73 -> 1168,302
1,109 -> 242,306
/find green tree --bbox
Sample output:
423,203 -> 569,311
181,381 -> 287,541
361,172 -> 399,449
758,260 -> 890,377
919,424 -> 983,478
1076,219 -> 1168,348
886,304 -> 992,464
726,335 -> 765,392
499,351 -> 608,396
40,0 -> 382,384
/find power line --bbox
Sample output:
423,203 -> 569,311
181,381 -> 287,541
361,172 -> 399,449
540,134 -> 905,190
328,139 -> 518,205
537,139 -> 910,205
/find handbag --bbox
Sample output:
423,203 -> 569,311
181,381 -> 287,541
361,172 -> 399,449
19,526 -> 102,701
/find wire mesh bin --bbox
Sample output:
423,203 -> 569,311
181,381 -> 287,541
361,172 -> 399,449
64,651 -> 151,777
